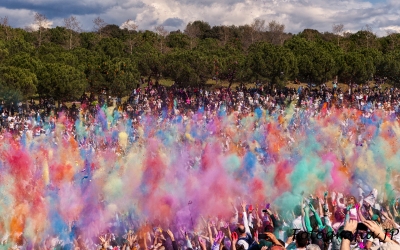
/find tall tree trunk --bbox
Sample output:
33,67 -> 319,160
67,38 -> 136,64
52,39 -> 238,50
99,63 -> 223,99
38,28 -> 42,47
69,32 -> 72,50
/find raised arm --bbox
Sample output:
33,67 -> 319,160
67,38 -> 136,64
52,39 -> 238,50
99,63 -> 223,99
337,193 -> 346,209
254,205 -> 261,228
393,202 -> 399,217
248,211 -> 254,229
241,201 -> 251,234
322,192 -> 332,227
212,220 -> 218,238
226,221 -> 232,241
304,204 -> 312,233
231,232 -> 238,250
384,204 -> 394,220
199,237 -> 207,250
166,229 -> 178,250
309,203 -> 324,230
318,196 -> 324,218
232,202 -> 239,224
340,220 -> 357,250
356,204 -> 367,222
212,231 -> 224,250
266,209 -> 277,229
207,220 -> 214,244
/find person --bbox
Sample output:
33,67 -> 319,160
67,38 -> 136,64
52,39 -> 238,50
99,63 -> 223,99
292,205 -> 306,232
237,201 -> 255,250
294,231 -> 309,250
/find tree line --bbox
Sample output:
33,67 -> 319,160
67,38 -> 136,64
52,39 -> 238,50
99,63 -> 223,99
0,14 -> 400,103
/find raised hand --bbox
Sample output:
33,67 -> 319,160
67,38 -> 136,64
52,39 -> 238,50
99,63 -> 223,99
214,231 -> 224,244
253,231 -> 259,242
179,228 -> 185,238
127,233 -> 137,247
231,202 -> 237,210
185,231 -> 190,241
363,220 -> 388,242
240,200 -> 246,212
166,229 -> 175,241
231,232 -> 238,244
304,203 -> 310,213
199,237 -> 207,250
265,232 -> 280,246
343,220 -> 357,234
309,203 -> 316,213
99,235 -> 110,249
155,242 -> 163,249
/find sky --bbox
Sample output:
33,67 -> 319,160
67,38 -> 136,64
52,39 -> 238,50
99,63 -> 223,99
0,0 -> 399,37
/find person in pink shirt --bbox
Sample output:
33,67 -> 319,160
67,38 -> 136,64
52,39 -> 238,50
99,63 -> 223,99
345,196 -> 359,221
336,194 -> 360,222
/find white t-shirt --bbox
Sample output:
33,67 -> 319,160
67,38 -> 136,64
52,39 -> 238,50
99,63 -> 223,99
292,216 -> 306,231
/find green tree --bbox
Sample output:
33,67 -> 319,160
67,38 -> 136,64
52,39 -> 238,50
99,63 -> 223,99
5,38 -> 35,56
166,32 -> 190,49
101,24 -> 127,40
212,44 -> 246,88
135,43 -> 163,82
163,49 -> 210,85
79,32 -> 98,50
247,42 -> 297,85
48,26 -> 68,46
37,43 -> 64,63
0,16 -> 12,41
96,37 -> 125,59
0,40 -> 9,60
6,52 -> 42,73
0,66 -> 37,99
37,63 -> 87,101
101,58 -> 139,97
376,50 -> 400,85
338,52 -> 373,83
285,36 -> 338,84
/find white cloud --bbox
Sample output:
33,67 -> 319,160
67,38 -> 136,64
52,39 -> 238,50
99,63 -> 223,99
381,25 -> 400,34
0,0 -> 397,36
27,20 -> 53,31
120,19 -> 139,30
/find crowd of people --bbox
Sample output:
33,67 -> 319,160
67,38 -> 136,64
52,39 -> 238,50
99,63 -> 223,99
0,81 -> 399,140
1,81 -> 400,250
3,192 -> 400,250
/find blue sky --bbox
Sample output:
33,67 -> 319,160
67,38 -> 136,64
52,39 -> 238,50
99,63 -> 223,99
0,0 -> 399,36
